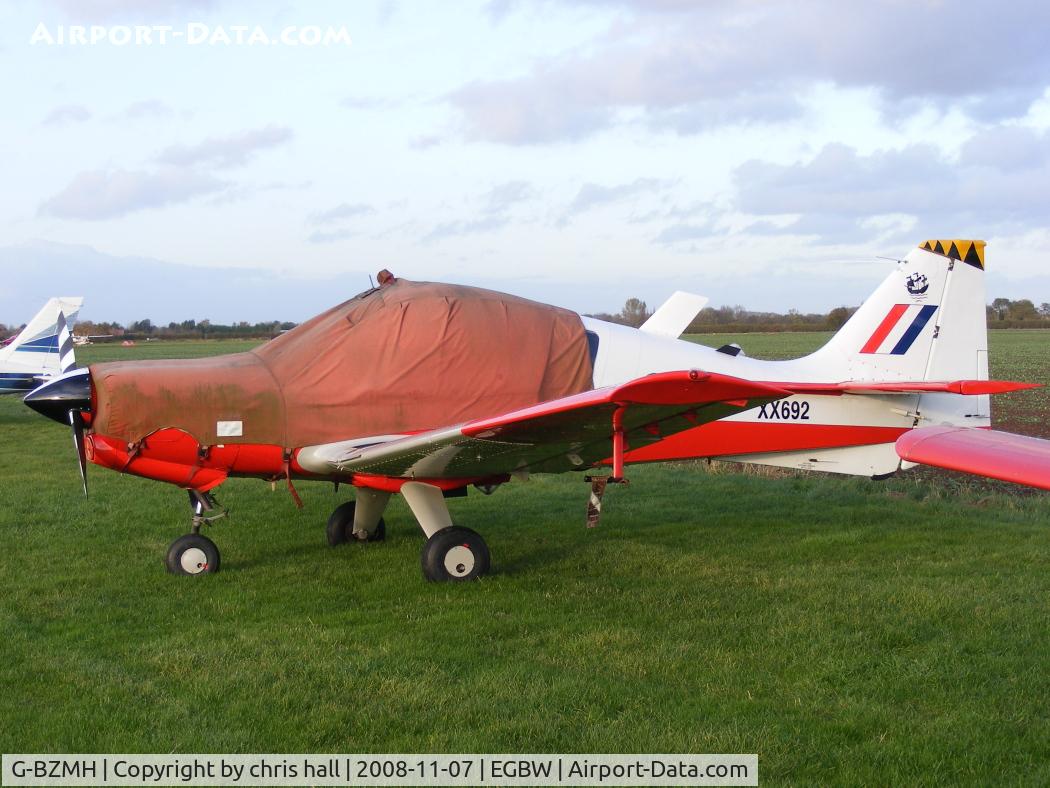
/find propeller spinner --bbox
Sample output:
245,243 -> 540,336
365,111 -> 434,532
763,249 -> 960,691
24,368 -> 92,495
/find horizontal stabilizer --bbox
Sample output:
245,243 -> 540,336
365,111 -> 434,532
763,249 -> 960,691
639,291 -> 709,338
896,426 -> 1050,490
778,380 -> 1039,396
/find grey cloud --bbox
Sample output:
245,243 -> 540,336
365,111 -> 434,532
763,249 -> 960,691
424,215 -> 509,242
452,75 -> 613,145
377,0 -> 398,24
157,125 -> 293,169
411,134 -> 443,150
454,0 -> 1050,144
653,221 -> 714,245
959,125 -> 1050,172
734,143 -> 948,219
484,0 -> 519,22
423,181 -> 536,241
309,202 -> 374,226
43,104 -> 92,126
39,168 -> 227,220
123,99 -> 174,119
774,214 -> 890,246
308,228 -> 355,244
205,179 -> 310,207
628,199 -> 712,225
483,180 -> 535,214
566,177 -> 671,217
560,178 -> 674,228
729,128 -> 1050,242
44,0 -> 215,20
648,93 -> 804,135
340,96 -> 397,110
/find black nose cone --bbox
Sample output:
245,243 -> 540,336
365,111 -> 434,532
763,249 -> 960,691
24,368 -> 92,424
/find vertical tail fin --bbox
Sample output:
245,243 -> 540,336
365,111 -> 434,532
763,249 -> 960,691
0,297 -> 83,374
726,241 -> 991,478
810,240 -> 987,384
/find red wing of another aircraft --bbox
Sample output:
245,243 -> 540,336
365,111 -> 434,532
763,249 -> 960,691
896,426 -> 1050,491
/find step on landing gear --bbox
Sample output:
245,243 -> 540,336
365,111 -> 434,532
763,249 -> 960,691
165,490 -> 226,575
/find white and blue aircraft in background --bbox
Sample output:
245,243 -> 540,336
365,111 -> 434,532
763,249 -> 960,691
0,297 -> 82,394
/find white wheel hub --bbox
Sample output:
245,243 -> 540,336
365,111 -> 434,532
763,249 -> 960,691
180,546 -> 209,574
443,544 -> 475,577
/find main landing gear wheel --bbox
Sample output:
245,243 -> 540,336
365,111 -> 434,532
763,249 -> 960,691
165,533 -> 221,575
326,500 -> 386,546
421,526 -> 490,582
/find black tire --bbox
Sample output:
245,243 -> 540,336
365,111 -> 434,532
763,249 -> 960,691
326,500 -> 386,546
420,526 -> 490,582
165,533 -> 220,575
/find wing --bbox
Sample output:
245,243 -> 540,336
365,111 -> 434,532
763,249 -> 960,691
296,370 -> 791,480
896,426 -> 1050,491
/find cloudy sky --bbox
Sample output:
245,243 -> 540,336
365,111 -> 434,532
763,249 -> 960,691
2,0 -> 1050,323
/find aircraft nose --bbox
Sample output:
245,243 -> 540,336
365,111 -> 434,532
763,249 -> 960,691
24,368 -> 92,424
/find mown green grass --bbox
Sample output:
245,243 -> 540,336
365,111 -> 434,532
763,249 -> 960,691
2,334 -> 1050,784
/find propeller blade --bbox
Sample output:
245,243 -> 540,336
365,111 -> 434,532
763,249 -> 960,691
24,369 -> 93,496
68,409 -> 88,497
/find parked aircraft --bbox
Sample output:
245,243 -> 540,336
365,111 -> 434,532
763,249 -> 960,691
1,297 -> 81,394
23,242 -> 1048,580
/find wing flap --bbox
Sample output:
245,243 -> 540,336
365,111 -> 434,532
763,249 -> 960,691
896,426 -> 1050,491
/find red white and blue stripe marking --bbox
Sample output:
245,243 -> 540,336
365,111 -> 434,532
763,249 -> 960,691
861,304 -> 938,355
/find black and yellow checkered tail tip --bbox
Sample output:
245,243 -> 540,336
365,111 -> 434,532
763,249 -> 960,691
919,239 -> 986,269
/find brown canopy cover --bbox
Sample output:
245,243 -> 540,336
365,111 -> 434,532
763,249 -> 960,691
90,279 -> 595,448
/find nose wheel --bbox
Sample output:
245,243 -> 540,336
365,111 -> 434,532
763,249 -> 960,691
421,526 -> 490,582
166,533 -> 220,575
166,489 -> 226,575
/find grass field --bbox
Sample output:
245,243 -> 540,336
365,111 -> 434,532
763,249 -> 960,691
2,333 -> 1050,784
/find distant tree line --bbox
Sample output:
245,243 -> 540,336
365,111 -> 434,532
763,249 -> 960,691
588,297 -> 1050,333
986,298 -> 1050,327
3,298 -> 1050,341
587,298 -> 858,333
0,318 -> 298,342
118,319 -> 299,339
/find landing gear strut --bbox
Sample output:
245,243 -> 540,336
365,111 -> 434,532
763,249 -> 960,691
326,489 -> 391,545
165,490 -> 226,575
401,481 -> 490,582
327,501 -> 386,544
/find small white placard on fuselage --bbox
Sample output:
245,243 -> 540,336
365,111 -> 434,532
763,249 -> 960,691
217,420 -> 243,437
